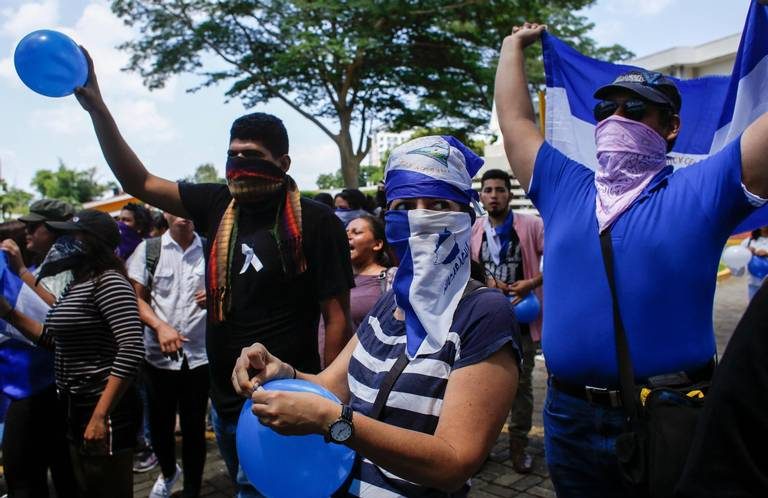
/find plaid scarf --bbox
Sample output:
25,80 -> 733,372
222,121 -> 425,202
208,157 -> 306,323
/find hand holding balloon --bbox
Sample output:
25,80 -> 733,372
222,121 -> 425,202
237,379 -> 355,498
250,387 -> 339,436
232,342 -> 295,396
73,47 -> 106,114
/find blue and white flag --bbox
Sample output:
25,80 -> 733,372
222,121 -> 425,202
542,0 -> 768,232
0,252 -> 55,400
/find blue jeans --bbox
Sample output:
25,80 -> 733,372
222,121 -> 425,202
544,379 -> 643,498
210,404 -> 264,498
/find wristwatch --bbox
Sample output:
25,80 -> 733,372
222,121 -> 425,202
325,404 -> 354,444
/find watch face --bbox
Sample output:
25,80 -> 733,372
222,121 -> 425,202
330,420 -> 353,442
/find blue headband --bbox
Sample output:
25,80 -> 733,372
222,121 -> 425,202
384,136 -> 484,206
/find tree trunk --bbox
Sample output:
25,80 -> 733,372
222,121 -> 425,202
338,126 -> 361,188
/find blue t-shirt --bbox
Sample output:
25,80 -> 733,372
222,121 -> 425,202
342,288 -> 520,497
529,138 -> 754,387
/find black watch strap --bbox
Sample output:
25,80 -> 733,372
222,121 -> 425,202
340,404 -> 353,423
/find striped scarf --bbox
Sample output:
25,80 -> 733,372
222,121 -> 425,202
208,157 -> 306,323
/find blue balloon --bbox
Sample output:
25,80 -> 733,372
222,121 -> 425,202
748,255 -> 768,279
14,30 -> 88,97
512,293 -> 541,324
236,379 -> 356,498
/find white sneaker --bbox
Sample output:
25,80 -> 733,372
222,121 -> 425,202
149,463 -> 182,498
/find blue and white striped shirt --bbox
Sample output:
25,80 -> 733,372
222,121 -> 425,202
341,288 -> 520,497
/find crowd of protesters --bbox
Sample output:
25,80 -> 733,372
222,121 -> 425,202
1,16 -> 767,498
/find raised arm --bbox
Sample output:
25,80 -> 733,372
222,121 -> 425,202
494,23 -> 547,191
74,48 -> 189,218
740,112 -> 768,198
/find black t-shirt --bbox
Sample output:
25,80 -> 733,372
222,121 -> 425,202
676,282 -> 768,497
179,182 -> 354,419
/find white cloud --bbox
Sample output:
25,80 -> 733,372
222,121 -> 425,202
0,0 -> 59,39
113,99 -> 177,143
288,142 -> 340,189
29,102 -> 89,135
607,0 -> 675,16
589,19 -> 625,47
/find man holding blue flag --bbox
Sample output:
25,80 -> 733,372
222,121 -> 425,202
494,16 -> 768,496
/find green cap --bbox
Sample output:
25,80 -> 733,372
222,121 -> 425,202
18,199 -> 76,223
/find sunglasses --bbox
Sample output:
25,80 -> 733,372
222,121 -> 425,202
226,149 -> 264,158
24,222 -> 43,233
593,99 -> 672,123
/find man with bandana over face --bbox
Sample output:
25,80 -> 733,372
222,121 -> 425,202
74,52 -> 354,497
495,23 -> 768,497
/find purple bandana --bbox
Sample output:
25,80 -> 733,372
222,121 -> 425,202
594,115 -> 668,232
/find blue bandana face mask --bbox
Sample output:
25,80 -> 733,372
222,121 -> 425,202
385,208 -> 472,358
334,208 -> 368,227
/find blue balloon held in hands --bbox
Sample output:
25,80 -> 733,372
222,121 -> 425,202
236,379 -> 355,498
748,255 -> 768,279
512,293 -> 541,324
14,30 -> 88,97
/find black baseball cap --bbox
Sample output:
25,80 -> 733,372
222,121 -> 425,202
594,70 -> 681,113
18,199 -> 75,223
45,209 -> 121,250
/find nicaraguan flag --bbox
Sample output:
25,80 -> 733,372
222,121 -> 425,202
542,0 -> 768,232
0,252 -> 55,399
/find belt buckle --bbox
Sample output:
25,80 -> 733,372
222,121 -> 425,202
585,385 -> 621,407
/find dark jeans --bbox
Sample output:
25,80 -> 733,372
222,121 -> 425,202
544,379 -> 643,498
1,386 -> 77,498
69,445 -> 133,498
508,331 -> 535,445
63,386 -> 139,498
145,361 -> 210,497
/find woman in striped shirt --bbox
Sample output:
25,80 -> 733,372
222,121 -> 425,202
232,136 -> 522,497
0,209 -> 144,498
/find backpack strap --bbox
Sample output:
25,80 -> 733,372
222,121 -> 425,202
369,278 -> 485,420
144,237 -> 162,291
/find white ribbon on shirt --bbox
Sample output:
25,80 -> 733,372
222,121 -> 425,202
239,243 -> 264,274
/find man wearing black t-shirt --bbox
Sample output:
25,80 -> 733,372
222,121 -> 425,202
75,53 -> 354,497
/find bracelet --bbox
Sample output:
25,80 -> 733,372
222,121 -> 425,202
18,268 -> 29,278
291,364 -> 297,379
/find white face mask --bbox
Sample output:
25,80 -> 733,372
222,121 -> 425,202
385,209 -> 472,358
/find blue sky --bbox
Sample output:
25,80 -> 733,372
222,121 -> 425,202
0,0 -> 752,194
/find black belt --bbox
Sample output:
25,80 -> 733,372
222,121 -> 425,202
551,377 -> 623,408
551,359 -> 716,409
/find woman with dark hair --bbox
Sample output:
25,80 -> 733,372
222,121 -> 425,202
232,136 -> 520,497
318,214 -> 396,366
313,192 -> 335,209
334,188 -> 370,226
117,202 -> 152,260
0,209 -> 145,498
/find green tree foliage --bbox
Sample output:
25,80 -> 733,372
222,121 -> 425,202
30,160 -> 111,204
184,163 -> 226,184
111,0 -> 632,188
316,170 -> 344,190
0,179 -> 34,221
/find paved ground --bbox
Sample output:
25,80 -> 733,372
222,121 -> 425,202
0,276 -> 752,497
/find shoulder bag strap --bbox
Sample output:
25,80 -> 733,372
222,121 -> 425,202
368,278 -> 485,420
599,228 -> 639,422
144,237 -> 162,291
